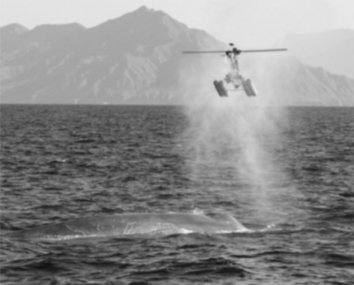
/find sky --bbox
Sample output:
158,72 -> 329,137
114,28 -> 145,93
1,0 -> 354,46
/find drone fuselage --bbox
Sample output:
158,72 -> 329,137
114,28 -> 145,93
215,50 -> 257,97
183,44 -> 286,98
224,53 -> 243,89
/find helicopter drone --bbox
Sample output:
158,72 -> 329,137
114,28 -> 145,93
183,43 -> 287,97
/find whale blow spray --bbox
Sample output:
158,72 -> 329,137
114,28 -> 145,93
180,55 -> 290,224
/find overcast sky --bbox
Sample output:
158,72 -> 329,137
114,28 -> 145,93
1,0 -> 354,46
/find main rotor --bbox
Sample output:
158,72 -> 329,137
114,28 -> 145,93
183,43 -> 287,56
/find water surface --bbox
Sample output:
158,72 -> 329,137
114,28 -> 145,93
1,105 -> 353,285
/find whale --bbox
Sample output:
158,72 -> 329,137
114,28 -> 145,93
8,212 -> 248,241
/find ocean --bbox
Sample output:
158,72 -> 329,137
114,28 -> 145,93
0,103 -> 353,285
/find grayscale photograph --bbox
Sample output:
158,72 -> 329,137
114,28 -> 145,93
1,0 -> 353,284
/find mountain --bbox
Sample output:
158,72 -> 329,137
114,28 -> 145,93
0,22 -> 86,85
244,53 -> 354,106
1,23 -> 85,53
285,30 -> 354,79
1,6 -> 353,105
1,23 -> 28,37
0,6 -> 224,104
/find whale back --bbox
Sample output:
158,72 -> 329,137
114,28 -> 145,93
6,212 -> 247,240
209,213 -> 248,232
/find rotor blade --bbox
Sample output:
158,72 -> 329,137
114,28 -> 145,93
241,48 -> 287,53
182,51 -> 225,54
182,48 -> 287,54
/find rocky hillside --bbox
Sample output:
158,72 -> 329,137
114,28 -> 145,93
1,6 -> 353,105
285,30 -> 354,79
244,52 -> 354,106
0,7 -> 223,104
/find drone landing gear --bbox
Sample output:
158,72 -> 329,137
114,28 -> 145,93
241,78 -> 257,97
213,80 -> 228,97
214,78 -> 258,97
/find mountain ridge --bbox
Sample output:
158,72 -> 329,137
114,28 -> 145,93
1,6 -> 353,105
286,29 -> 354,79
